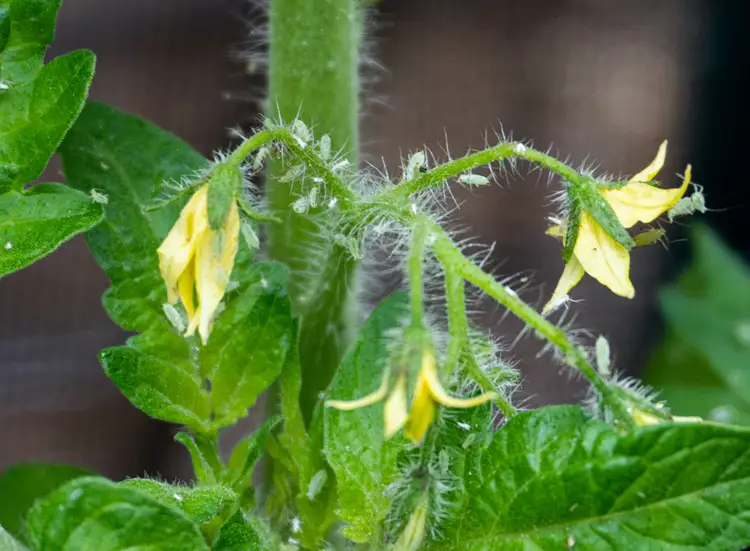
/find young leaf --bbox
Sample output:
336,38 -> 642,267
212,511 -> 273,551
324,293 -> 409,543
427,405 -> 750,551
0,183 -> 102,277
99,332 -> 211,431
203,268 -> 294,429
26,477 -> 209,551
0,463 -> 91,542
120,479 -> 236,526
226,415 -> 281,491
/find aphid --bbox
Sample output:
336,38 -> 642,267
595,335 -> 611,376
403,151 -> 427,181
668,186 -> 706,222
252,145 -> 271,170
306,469 -> 328,500
89,189 -> 109,205
308,186 -> 319,208
279,164 -> 305,183
291,119 -> 311,145
318,134 -> 331,161
291,196 -> 309,214
458,173 -> 490,187
241,220 -> 260,249
634,228 -> 665,247
162,303 -> 186,333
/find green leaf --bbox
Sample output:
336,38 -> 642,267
26,476 -> 210,551
0,183 -> 102,277
99,332 -> 211,430
0,0 -> 59,85
203,266 -> 294,429
0,49 -> 96,192
0,527 -> 28,551
211,511 -> 273,551
324,293 -> 409,543
0,463 -> 91,542
120,479 -> 236,526
59,102 -> 208,333
427,405 -> 750,551
577,178 -> 634,250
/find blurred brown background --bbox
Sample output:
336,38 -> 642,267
0,0 -> 737,480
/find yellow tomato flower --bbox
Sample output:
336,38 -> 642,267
326,351 -> 496,445
157,185 -> 240,344
544,141 -> 691,313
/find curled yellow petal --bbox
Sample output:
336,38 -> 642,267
573,213 -> 634,298
404,367 -> 435,445
629,140 -> 667,183
543,256 -> 585,314
601,165 -> 690,228
326,372 -> 390,411
157,186 -> 207,304
420,352 -> 496,409
385,372 -> 409,438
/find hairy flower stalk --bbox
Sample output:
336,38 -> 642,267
544,141 -> 692,313
157,184 -> 240,344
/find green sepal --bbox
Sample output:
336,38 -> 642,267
562,184 -> 583,263
207,163 -> 242,230
576,177 -> 634,250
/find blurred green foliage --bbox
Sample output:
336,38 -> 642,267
645,225 -> 750,424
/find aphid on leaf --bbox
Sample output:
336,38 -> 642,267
89,188 -> 109,205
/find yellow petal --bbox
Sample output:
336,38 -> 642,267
574,213 -> 634,298
192,202 -> 240,344
178,258 -> 196,320
157,187 -> 207,303
393,493 -> 429,551
543,256 -> 585,314
404,367 -> 435,445
384,372 -> 409,438
420,352 -> 496,409
326,372 -> 389,410
601,167 -> 690,229
629,140 -> 667,183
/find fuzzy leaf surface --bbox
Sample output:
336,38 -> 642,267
426,405 -> 750,551
26,477 -> 209,551
120,480 -> 236,526
324,293 -> 409,543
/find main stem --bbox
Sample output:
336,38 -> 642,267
267,0 -> 361,422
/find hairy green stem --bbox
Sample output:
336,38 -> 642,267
382,141 -> 582,201
408,218 -> 429,326
267,0 -> 362,423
